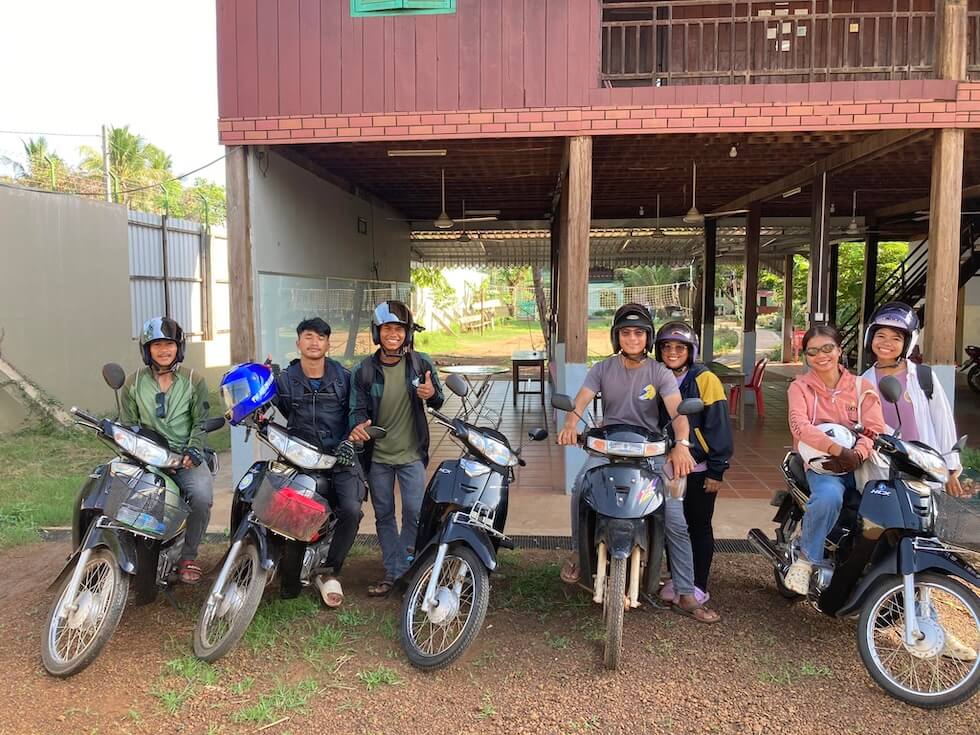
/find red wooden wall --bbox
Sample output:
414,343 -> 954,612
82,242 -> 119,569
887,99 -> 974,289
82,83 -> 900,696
217,0 -> 601,119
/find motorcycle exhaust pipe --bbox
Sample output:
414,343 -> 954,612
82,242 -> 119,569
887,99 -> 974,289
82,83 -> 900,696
593,542 -> 607,605
747,528 -> 782,565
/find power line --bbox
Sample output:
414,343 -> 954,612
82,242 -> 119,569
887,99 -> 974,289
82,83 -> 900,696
0,129 -> 100,138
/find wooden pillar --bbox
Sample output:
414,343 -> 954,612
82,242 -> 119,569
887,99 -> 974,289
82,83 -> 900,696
701,219 -> 717,363
782,254 -> 794,362
924,129 -> 965,367
809,171 -> 832,324
828,243 -> 840,325
742,204 -> 761,379
924,0 -> 967,404
558,136 -> 592,364
858,221 -> 879,372
226,146 -> 256,363
691,259 -> 703,340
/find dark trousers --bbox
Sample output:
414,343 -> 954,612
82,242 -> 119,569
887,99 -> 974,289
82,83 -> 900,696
280,467 -> 365,595
682,471 -> 717,592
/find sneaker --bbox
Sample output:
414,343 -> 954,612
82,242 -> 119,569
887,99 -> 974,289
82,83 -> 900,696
782,559 -> 812,595
942,632 -> 978,662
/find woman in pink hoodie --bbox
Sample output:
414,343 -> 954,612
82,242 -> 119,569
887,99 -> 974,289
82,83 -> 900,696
784,324 -> 886,594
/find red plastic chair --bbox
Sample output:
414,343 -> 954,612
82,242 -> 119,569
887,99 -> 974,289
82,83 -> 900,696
729,357 -> 769,419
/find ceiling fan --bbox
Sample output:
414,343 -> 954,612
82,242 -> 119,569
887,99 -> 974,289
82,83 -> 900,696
681,162 -> 748,224
390,169 -> 499,229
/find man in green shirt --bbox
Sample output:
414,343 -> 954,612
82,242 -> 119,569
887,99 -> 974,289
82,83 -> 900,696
121,317 -> 213,584
350,301 -> 444,596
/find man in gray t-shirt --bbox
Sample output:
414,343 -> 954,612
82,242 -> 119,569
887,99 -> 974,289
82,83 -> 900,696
556,304 -> 720,624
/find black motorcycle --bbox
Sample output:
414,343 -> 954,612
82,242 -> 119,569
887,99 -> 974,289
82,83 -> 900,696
398,373 -> 519,670
193,407 -> 384,662
533,393 -> 703,670
43,363 -> 224,677
960,345 -> 980,396
750,375 -> 980,709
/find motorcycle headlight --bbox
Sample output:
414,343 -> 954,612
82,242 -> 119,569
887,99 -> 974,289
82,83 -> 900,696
586,436 -> 666,458
112,426 -> 181,468
266,425 -> 337,471
465,428 -> 518,467
906,444 -> 950,484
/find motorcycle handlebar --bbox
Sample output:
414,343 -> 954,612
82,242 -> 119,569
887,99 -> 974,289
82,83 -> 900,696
70,406 -> 101,426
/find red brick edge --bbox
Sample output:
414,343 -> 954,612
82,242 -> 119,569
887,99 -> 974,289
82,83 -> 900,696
218,81 -> 980,145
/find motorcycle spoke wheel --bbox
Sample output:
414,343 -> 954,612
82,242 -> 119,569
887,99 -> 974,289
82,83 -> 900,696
858,573 -> 980,708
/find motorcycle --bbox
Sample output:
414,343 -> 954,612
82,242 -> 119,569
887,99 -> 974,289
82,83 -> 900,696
398,373 -> 519,670
749,375 -> 980,709
43,363 -> 225,677
532,393 -> 704,670
193,399 -> 385,662
960,345 -> 980,395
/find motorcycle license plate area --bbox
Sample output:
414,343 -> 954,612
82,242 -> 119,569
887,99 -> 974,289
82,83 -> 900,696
103,464 -> 188,540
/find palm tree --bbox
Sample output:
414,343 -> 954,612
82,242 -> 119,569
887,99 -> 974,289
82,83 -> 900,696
0,137 -> 67,189
79,125 -> 172,205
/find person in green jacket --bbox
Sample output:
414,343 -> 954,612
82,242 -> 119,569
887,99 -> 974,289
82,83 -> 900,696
121,317 -> 213,584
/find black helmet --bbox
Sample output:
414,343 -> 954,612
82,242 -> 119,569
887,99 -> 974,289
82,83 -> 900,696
139,316 -> 185,368
655,321 -> 699,366
371,300 -> 415,349
864,301 -> 920,359
610,303 -> 654,354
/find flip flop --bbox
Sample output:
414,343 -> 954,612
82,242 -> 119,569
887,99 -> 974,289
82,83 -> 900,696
672,602 -> 721,624
560,557 -> 580,585
178,560 -> 203,585
316,576 -> 344,608
659,579 -> 678,604
367,579 -> 394,597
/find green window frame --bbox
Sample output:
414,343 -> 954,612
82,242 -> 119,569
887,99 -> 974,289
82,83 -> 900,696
350,0 -> 456,17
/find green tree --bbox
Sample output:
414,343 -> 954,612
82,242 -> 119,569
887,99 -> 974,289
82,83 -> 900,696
614,264 -> 688,287
412,266 -> 456,310
0,137 -> 69,189
79,125 -> 171,208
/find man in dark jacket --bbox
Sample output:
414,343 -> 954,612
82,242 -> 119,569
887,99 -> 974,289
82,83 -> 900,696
349,301 -> 444,596
271,317 -> 363,607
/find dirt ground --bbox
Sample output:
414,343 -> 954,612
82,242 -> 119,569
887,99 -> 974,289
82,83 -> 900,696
1,544 -> 977,735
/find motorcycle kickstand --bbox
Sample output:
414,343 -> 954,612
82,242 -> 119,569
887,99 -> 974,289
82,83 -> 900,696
161,585 -> 182,612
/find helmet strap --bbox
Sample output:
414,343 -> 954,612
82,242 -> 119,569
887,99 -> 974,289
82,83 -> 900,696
620,350 -> 647,366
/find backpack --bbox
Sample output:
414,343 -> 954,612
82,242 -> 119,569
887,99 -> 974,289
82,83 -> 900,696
914,363 -> 934,401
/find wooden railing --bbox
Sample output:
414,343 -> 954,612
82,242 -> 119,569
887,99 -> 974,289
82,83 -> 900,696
600,0 -> 944,86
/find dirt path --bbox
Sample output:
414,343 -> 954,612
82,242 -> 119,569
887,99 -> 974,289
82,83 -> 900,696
0,545 -> 977,735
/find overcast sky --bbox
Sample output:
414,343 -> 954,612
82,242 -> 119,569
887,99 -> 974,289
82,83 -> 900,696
0,0 -> 225,184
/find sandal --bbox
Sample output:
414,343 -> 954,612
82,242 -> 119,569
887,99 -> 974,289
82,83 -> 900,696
367,579 -> 394,597
672,601 -> 721,624
315,575 -> 344,608
560,556 -> 580,585
178,560 -> 203,585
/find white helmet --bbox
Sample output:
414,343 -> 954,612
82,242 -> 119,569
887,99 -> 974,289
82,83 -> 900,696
798,423 -> 856,476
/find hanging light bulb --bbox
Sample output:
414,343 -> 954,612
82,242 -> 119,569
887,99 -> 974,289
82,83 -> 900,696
729,145 -> 738,158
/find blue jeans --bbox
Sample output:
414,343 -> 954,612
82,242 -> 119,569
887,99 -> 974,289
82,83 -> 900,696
801,470 -> 857,563
368,461 -> 426,580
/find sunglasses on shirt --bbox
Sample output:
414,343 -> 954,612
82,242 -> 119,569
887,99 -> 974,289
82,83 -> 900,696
803,343 -> 839,357
155,391 -> 166,419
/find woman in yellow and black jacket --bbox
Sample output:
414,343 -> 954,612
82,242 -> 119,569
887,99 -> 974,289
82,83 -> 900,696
655,321 -> 734,601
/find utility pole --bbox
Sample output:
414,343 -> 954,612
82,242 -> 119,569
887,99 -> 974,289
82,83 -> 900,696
101,124 -> 112,202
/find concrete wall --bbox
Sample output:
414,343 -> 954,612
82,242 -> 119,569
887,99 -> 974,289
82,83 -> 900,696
249,150 -> 410,283
0,187 -> 230,430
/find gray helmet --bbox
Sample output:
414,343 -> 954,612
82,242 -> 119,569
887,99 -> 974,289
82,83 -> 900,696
139,317 -> 185,367
370,300 -> 415,348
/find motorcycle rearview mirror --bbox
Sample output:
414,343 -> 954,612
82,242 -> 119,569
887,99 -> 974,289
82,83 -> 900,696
102,363 -> 126,390
878,375 -> 903,405
445,373 -> 469,397
953,435 -> 968,453
529,428 -> 549,441
202,417 -> 226,433
551,393 -> 575,412
365,426 -> 388,440
677,398 -> 704,416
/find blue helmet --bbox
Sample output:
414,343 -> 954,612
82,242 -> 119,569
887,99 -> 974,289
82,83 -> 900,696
220,363 -> 276,425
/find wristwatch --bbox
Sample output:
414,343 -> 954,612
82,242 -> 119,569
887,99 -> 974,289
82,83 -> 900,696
677,439 -> 693,448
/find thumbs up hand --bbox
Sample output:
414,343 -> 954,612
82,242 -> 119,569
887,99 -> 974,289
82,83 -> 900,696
416,370 -> 435,400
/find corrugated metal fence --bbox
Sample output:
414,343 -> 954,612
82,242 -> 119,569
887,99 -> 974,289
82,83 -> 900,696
128,211 -> 228,340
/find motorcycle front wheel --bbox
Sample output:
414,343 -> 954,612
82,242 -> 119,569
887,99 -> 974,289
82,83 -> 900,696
400,545 -> 489,671
41,548 -> 129,677
193,540 -> 267,662
602,555 -> 627,670
857,572 -> 980,709
968,366 -> 980,396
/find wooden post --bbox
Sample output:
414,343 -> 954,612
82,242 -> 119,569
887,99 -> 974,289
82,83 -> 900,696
782,254 -> 794,362
809,172 -> 832,324
691,259 -> 703,340
923,128 -> 965,367
560,136 -> 592,364
858,221 -> 879,371
828,243 -> 840,325
226,146 -> 256,363
936,0 -> 968,80
701,219 -> 717,363
742,204 -> 761,379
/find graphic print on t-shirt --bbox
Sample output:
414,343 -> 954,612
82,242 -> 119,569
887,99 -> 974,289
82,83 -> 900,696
638,384 -> 657,401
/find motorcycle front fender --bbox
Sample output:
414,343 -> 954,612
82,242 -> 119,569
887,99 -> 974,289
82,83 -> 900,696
240,521 -> 277,571
596,516 -> 648,560
47,522 -> 137,590
401,518 -> 497,582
